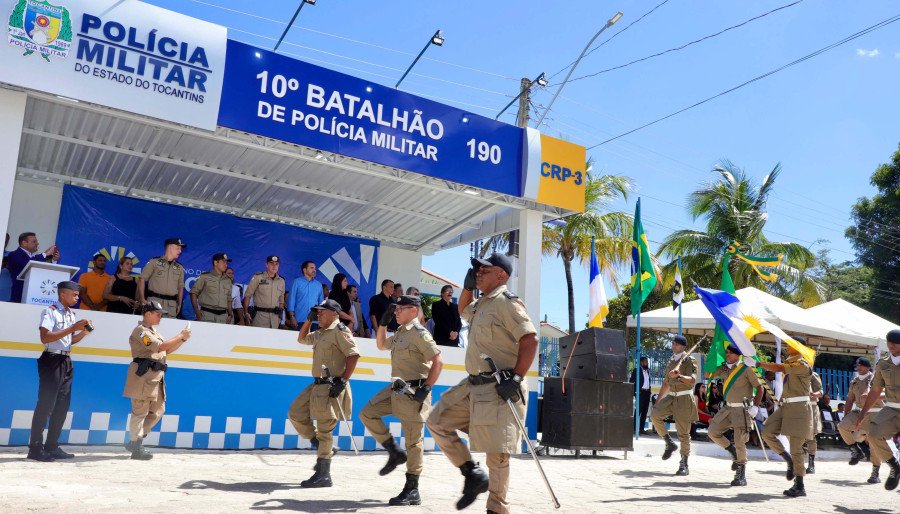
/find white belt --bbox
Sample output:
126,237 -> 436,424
670,389 -> 693,397
781,396 -> 808,404
886,401 -> 900,409
726,402 -> 745,408
44,348 -> 71,356
853,407 -> 883,413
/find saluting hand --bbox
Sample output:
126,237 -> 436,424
379,304 -> 397,327
180,328 -> 192,341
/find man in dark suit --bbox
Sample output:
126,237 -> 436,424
8,232 -> 57,303
629,356 -> 652,434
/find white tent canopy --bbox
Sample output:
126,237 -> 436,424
806,299 -> 897,353
626,287 -> 880,355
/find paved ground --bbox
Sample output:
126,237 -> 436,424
0,439 -> 897,513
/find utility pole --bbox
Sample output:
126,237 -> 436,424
507,77 -> 532,260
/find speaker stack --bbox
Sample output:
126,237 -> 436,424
540,328 -> 634,451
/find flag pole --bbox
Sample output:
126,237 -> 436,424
635,309 -> 641,439
677,256 -> 683,338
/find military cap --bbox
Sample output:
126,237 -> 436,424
793,335 -> 807,345
726,344 -> 741,355
397,295 -> 421,307
57,280 -> 79,291
141,300 -> 164,314
472,253 -> 513,276
212,253 -> 232,263
266,255 -> 280,263
887,329 -> 900,344
672,335 -> 688,346
312,299 -> 342,313
164,238 -> 187,248
856,357 -> 872,368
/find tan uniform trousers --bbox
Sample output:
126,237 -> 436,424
838,410 -> 882,466
426,381 -> 523,514
200,310 -> 228,324
762,406 -> 810,478
149,297 -> 178,318
650,394 -> 696,457
866,407 -> 900,464
252,311 -> 280,329
288,382 -> 352,460
806,402 -> 822,454
129,377 -> 166,442
708,406 -> 750,464
359,386 -> 430,475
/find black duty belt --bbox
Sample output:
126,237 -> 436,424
201,306 -> 227,315
467,373 -> 497,386
404,379 -> 425,388
255,306 -> 279,314
133,358 -> 167,376
147,290 -> 178,301
314,377 -> 335,385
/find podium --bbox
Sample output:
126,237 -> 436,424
16,261 -> 79,306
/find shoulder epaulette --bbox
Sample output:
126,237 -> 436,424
200,271 -> 211,276
172,261 -> 183,269
254,271 -> 265,276
502,291 -> 519,299
49,305 -> 57,310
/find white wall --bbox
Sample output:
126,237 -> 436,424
376,245 -> 422,295
0,90 -> 27,252
5,179 -> 63,253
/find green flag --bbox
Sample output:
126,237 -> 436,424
630,198 -> 657,316
704,253 -> 736,373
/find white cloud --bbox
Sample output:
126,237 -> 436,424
895,52 -> 900,59
856,48 -> 880,58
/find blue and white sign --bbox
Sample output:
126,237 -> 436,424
54,186 -> 380,321
0,0 -> 227,130
218,40 -> 525,197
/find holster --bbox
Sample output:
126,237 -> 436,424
133,358 -> 167,377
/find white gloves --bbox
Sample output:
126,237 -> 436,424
742,357 -> 757,367
748,405 -> 759,418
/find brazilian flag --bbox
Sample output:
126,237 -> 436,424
630,198 -> 657,316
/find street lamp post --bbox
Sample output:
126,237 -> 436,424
495,72 -> 547,120
534,11 -> 623,129
395,29 -> 444,89
274,0 -> 317,52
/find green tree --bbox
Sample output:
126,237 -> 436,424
604,283 -> 701,352
846,144 -> 900,323
657,161 -> 822,305
542,173 -> 633,333
807,249 -> 873,307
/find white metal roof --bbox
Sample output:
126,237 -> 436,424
806,299 -> 897,352
14,90 -> 573,253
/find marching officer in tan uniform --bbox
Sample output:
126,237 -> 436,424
138,238 -> 186,318
288,299 -> 360,488
856,329 -> 900,491
708,344 -> 764,486
426,253 -> 537,514
190,253 -> 234,324
805,370 -> 824,474
750,338 -> 814,497
838,357 -> 885,483
650,335 -> 698,476
361,295 -> 443,507
243,255 -> 285,329
123,301 -> 191,460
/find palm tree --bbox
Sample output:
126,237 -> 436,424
542,173 -> 633,333
657,161 -> 823,305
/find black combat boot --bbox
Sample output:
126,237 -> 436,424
675,455 -> 689,476
389,473 -> 422,506
860,441 -> 871,461
26,444 -> 53,462
885,457 -> 900,491
780,451 -> 795,481
783,476 -> 806,497
301,458 -> 333,488
130,440 -> 153,461
456,461 -> 489,510
379,438 -> 408,476
662,435 -> 678,461
806,454 -> 816,474
867,464 -> 880,484
730,463 -> 747,486
848,443 -> 863,465
725,443 -> 738,470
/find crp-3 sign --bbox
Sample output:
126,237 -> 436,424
0,0 -> 227,130
218,40 -> 525,197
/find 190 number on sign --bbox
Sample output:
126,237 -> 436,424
466,139 -> 501,164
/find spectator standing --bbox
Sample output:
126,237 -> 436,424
244,255 -> 285,329
369,279 -> 398,332
629,356 -> 651,434
8,232 -> 57,303
347,284 -> 369,337
286,260 -> 324,329
137,238 -> 186,318
392,283 -> 403,301
28,281 -> 92,461
103,256 -> 138,314
77,254 -> 110,311
327,273 -> 355,329
227,268 -> 248,325
405,287 -> 426,324
692,382 -> 713,440
1,233 -> 12,302
708,381 -> 724,416
431,285 -> 462,347
190,253 -> 234,324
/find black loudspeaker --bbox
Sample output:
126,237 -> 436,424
559,327 -> 627,359
542,378 -> 633,416
558,328 -> 627,382
560,354 -> 628,382
541,412 -> 634,449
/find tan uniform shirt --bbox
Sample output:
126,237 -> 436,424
141,257 -> 185,296
246,272 -> 285,309
664,353 -> 698,393
385,320 -> 441,380
873,356 -> 899,404
300,318 -> 359,377
122,322 -> 167,400
461,285 -> 536,375
810,372 -> 822,395
781,355 -> 812,400
849,373 -> 882,409
191,270 -> 233,310
714,362 -> 758,403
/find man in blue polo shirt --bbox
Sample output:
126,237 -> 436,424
286,260 -> 324,330
28,281 -> 94,461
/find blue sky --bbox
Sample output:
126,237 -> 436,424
148,0 -> 900,329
